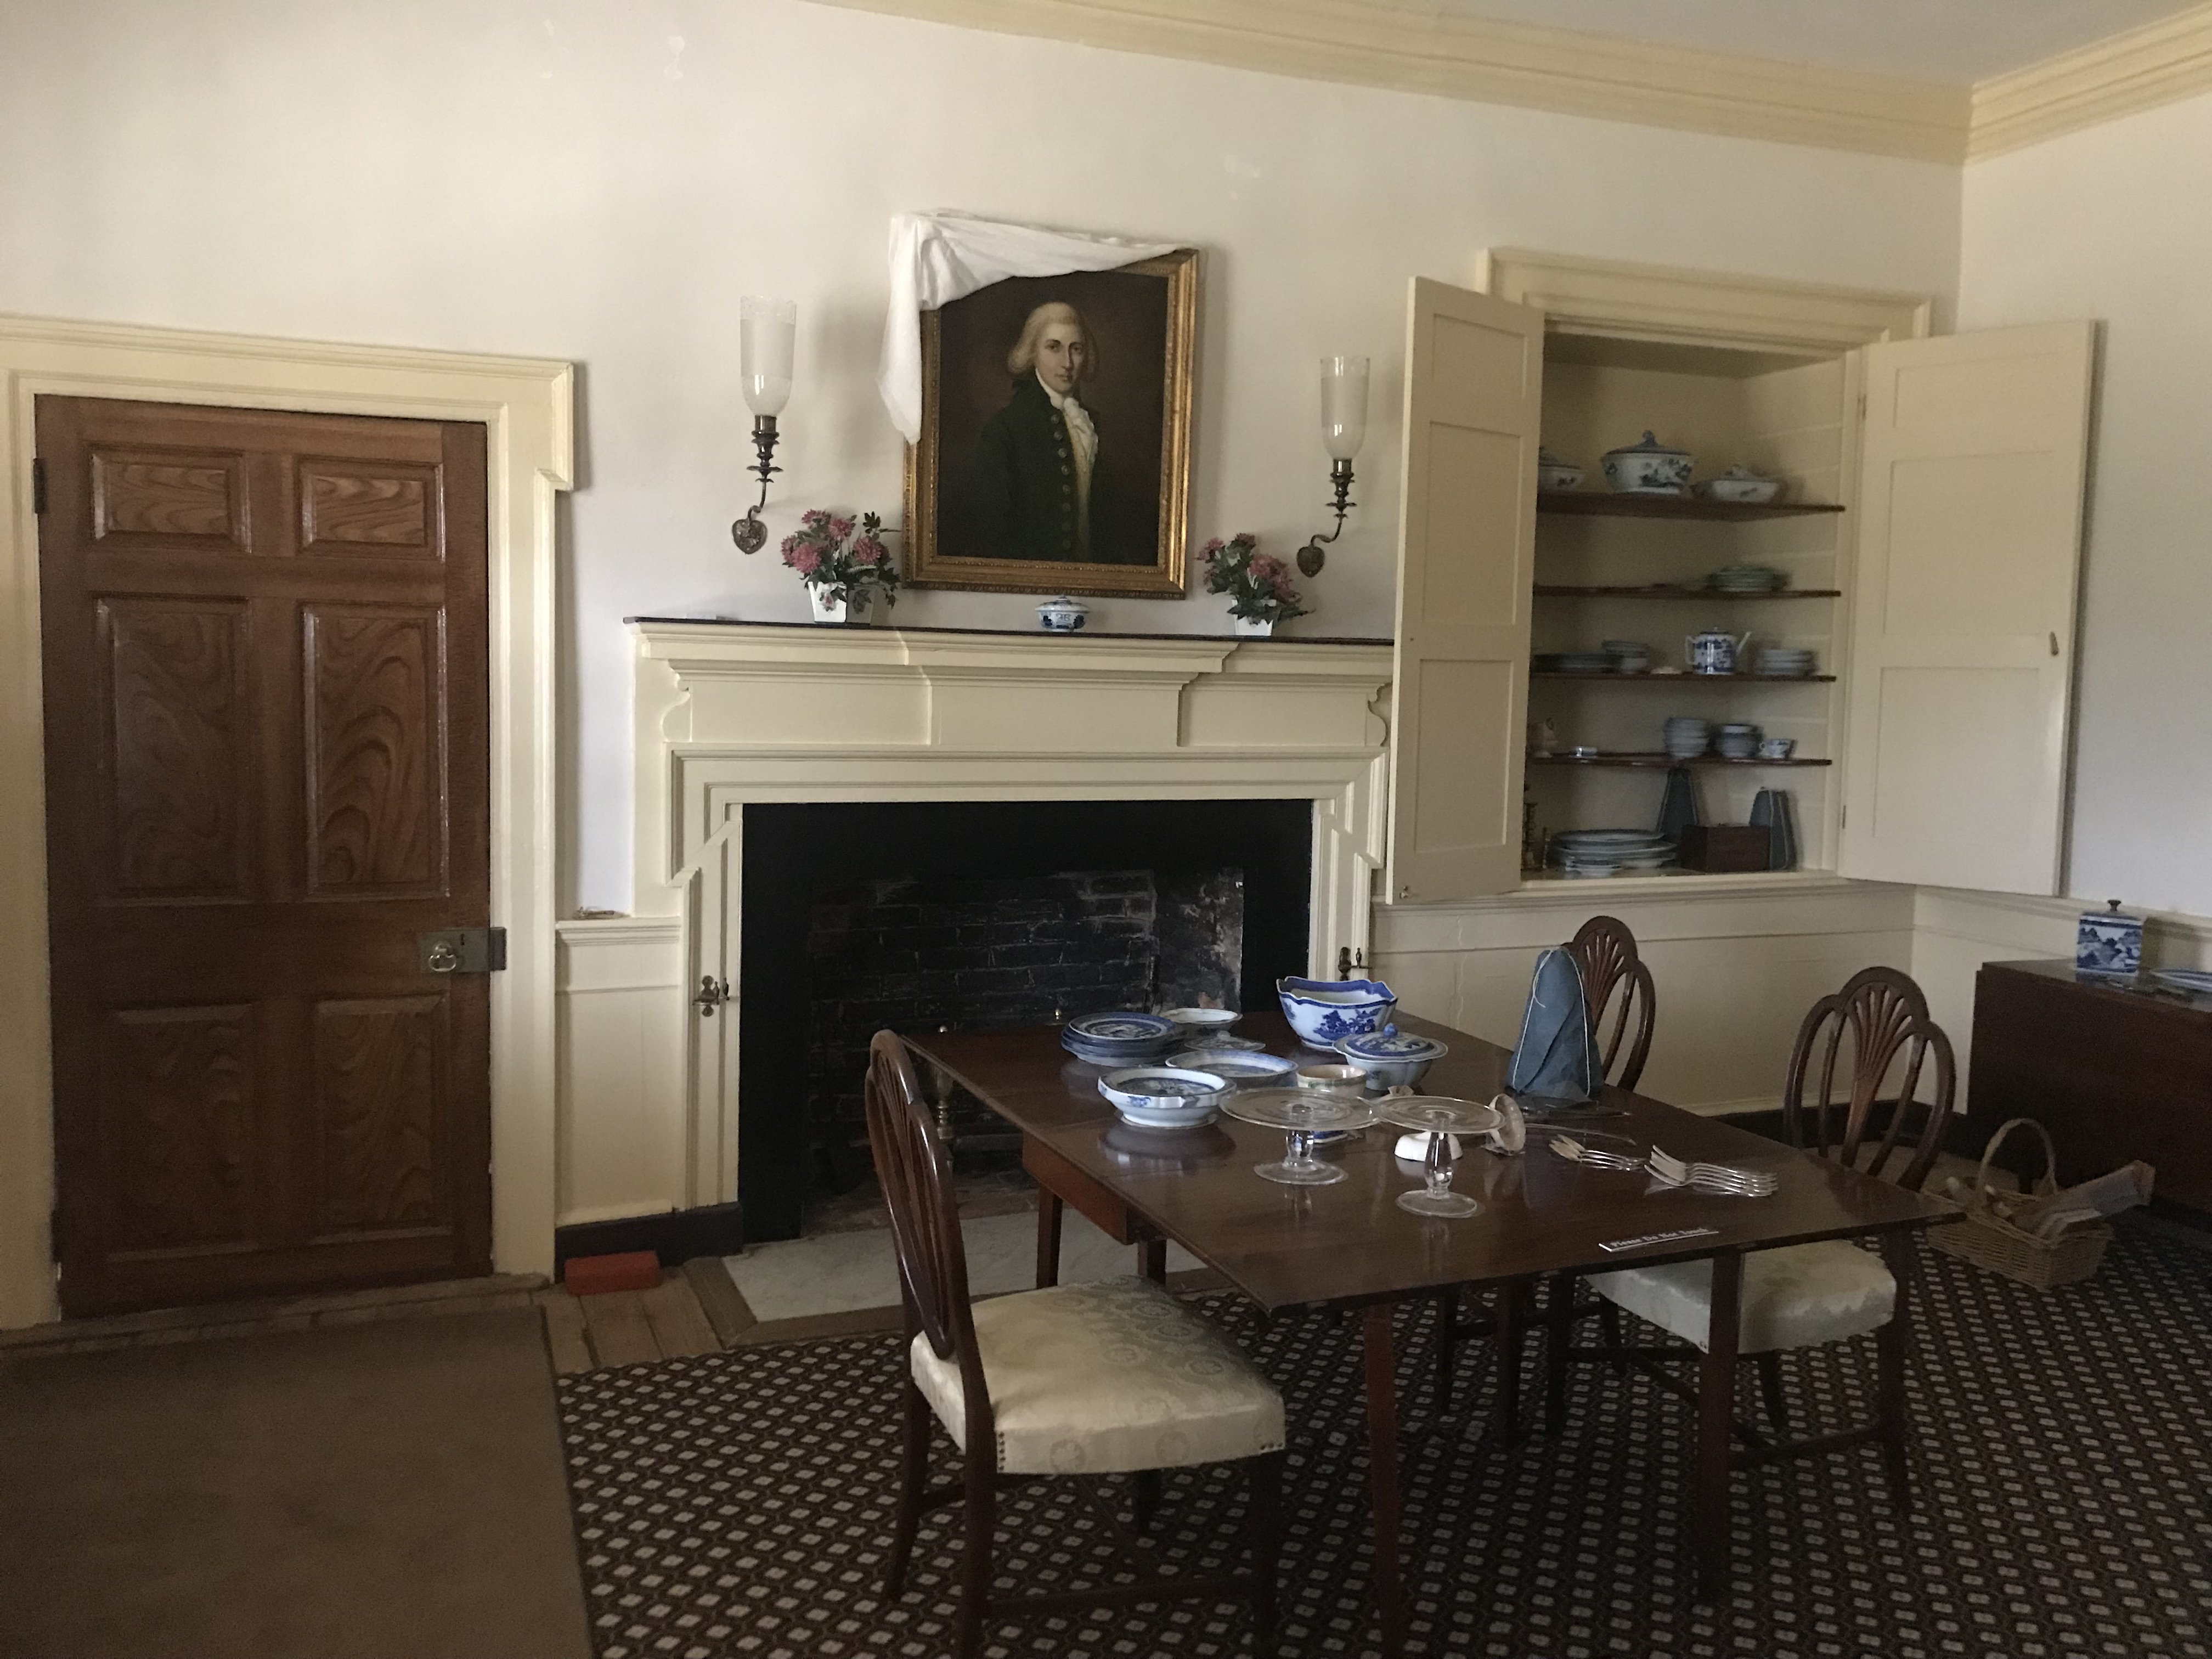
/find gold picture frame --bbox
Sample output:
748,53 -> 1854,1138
903,249 -> 1199,598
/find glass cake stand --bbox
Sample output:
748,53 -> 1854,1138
1379,1095 -> 1504,1217
1221,1088 -> 1384,1186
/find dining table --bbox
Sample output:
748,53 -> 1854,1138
902,1008 -> 1956,1651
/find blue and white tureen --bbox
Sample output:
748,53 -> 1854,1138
1335,1025 -> 1448,1089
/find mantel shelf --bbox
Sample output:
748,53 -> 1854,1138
1531,671 -> 1837,684
1528,752 -> 1833,769
1534,585 -> 1843,600
1537,493 -> 1844,521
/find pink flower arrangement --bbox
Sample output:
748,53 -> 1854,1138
780,509 -> 901,611
1200,533 -> 1308,624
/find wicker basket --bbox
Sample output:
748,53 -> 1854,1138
1931,1116 -> 2112,1289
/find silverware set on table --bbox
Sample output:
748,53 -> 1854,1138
1550,1135 -> 1779,1197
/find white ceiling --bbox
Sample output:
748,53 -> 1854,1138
1427,0 -> 2200,82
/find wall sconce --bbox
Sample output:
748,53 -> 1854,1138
731,296 -> 797,553
1296,354 -> 1368,577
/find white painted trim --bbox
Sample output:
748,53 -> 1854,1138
1971,2 -> 2212,159
1476,249 -> 1933,354
0,312 -> 572,1328
805,0 -> 1969,161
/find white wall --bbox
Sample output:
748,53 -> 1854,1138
0,0 -> 1962,911
1959,91 -> 2212,918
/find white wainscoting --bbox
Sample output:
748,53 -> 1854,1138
1372,874 -> 1917,1115
556,917 -> 687,1227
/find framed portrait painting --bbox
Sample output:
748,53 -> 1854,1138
904,249 -> 1199,598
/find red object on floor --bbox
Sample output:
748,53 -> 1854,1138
563,1250 -> 662,1295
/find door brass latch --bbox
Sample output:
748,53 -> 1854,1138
1336,945 -> 1368,979
418,928 -> 507,974
695,975 -> 731,1017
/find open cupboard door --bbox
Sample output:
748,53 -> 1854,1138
1385,278 -> 1543,904
1838,322 -> 2095,894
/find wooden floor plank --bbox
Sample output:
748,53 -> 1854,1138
578,1291 -> 660,1368
681,1256 -> 756,1345
637,1279 -> 721,1359
537,1290 -> 596,1375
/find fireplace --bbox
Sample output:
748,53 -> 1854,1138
738,798 -> 1312,1238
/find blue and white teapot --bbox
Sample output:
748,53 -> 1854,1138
1684,628 -> 1752,676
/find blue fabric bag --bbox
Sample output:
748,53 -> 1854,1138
1507,946 -> 1599,1109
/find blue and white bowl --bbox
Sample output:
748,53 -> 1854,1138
1277,976 -> 1397,1049
1335,1025 -> 1448,1089
1037,596 -> 1090,633
1167,1048 -> 1297,1086
1098,1066 -> 1228,1127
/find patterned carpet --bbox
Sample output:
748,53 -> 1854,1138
557,1230 -> 2212,1658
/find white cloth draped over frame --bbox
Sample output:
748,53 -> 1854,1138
877,211 -> 1179,443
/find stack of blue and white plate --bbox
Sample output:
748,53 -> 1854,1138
1548,828 -> 1676,878
1756,647 -> 1815,678
1707,564 -> 1786,593
1062,1011 -> 1177,1065
1663,716 -> 1712,758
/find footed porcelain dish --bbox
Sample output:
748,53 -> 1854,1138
1277,976 -> 1397,1049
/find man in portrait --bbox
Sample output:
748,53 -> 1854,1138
953,300 -> 1149,564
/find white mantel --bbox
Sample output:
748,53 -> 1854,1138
627,619 -> 1396,1209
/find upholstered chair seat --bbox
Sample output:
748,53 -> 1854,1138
1590,1239 -> 1897,1355
910,1275 -> 1284,1475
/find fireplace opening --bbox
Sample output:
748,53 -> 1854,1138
738,798 -> 1313,1239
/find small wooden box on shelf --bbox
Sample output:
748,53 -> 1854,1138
1677,825 -> 1772,873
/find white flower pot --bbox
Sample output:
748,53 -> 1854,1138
1232,615 -> 1276,637
809,586 -> 862,625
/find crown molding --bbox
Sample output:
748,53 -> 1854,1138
809,0 -> 1970,161
1970,1 -> 2212,160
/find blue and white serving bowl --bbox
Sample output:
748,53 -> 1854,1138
1037,595 -> 1090,633
1098,1066 -> 1228,1127
1276,976 -> 1397,1049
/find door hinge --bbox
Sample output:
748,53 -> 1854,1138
1840,804 -> 1849,828
1857,391 -> 1867,421
31,457 -> 48,515
49,1207 -> 61,1259
418,927 -> 507,974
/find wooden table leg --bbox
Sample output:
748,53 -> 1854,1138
1489,1279 -> 1525,1442
1035,1190 -> 1063,1289
1692,1250 -> 1742,1604
1876,1232 -> 1914,1514
1361,1302 -> 1406,1655
1139,1237 -> 1167,1284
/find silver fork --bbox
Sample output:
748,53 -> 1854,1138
1649,1146 -> 1778,1195
1550,1134 -> 1647,1173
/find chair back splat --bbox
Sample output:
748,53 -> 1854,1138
1566,915 -> 1657,1091
1782,966 -> 1956,1192
863,1030 -> 995,1454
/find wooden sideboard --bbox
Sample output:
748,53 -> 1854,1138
1966,960 -> 2212,1214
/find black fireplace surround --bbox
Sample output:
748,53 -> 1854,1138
738,798 -> 1313,1239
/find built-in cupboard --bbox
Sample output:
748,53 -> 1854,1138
1383,249 -> 2095,906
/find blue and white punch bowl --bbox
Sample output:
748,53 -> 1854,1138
1277,976 -> 1397,1049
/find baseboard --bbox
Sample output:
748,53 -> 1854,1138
553,1201 -> 746,1272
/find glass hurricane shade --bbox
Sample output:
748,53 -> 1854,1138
1319,355 -> 1369,462
740,297 -> 797,417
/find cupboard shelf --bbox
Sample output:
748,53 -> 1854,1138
1537,493 -> 1843,521
1534,585 -> 1843,600
1530,671 -> 1836,684
1528,752 -> 1833,769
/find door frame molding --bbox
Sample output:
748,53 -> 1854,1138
0,313 -> 572,1327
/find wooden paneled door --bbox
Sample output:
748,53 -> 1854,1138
36,397 -> 493,1316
